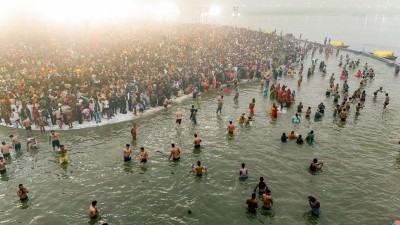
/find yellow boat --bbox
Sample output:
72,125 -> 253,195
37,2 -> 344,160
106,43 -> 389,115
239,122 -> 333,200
373,51 -> 397,60
330,41 -> 349,48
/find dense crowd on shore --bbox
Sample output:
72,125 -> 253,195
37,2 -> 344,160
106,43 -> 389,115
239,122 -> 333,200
0,24 -> 300,130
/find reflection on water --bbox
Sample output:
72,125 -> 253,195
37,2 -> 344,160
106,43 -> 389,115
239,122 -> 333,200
123,162 -> 134,174
19,198 -> 31,209
0,173 -> 10,182
303,211 -> 320,225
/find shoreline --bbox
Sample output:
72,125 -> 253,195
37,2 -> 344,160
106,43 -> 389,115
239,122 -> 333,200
297,39 -> 399,67
0,94 -> 192,131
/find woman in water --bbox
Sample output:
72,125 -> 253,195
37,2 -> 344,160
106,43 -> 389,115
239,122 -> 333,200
292,113 -> 301,124
239,163 -> 248,179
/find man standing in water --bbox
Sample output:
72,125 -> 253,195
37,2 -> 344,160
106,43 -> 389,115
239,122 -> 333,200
227,121 -> 235,135
123,144 -> 132,162
175,108 -> 183,127
49,130 -> 61,151
89,200 -> 99,219
216,99 -> 223,115
234,89 -> 239,102
249,98 -> 255,116
137,147 -> 148,163
192,161 -> 207,176
190,105 -> 196,121
168,143 -> 181,161
23,117 -> 33,137
8,135 -> 20,151
384,93 -> 390,109
246,193 -> 258,213
254,177 -> 268,195
308,196 -> 321,216
193,134 -> 202,148
130,124 -> 137,140
306,130 -> 314,144
262,190 -> 273,210
17,184 -> 29,201
1,142 -> 11,159
339,108 -> 347,122
0,155 -> 7,175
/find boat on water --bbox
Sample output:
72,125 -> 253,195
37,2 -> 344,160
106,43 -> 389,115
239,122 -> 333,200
372,50 -> 398,60
330,41 -> 349,48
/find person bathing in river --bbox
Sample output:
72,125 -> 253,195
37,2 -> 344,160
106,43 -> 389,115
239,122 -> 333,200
193,134 -> 202,148
292,113 -> 301,124
288,131 -> 297,140
239,163 -> 248,179
169,143 -> 181,161
309,158 -> 323,173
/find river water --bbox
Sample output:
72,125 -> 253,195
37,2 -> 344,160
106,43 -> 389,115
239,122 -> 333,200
1,44 -> 400,224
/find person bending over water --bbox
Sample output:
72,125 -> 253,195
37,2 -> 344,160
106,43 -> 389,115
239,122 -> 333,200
238,113 -> 246,124
308,196 -> 321,216
309,158 -> 323,173
239,163 -> 248,179
9,135 -> 21,151
58,145 -> 68,164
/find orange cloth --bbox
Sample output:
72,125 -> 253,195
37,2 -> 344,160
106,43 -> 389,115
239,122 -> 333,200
271,107 -> 278,118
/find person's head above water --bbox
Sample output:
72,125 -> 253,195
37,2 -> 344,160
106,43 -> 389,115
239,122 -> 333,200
197,161 -> 201,166
313,158 -> 318,163
241,163 -> 245,168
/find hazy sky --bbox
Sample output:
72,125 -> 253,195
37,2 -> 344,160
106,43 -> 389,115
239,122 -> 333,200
0,0 -> 399,24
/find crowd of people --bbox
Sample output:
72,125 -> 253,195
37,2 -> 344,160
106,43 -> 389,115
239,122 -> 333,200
0,22 -> 396,224
0,24 -> 299,133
